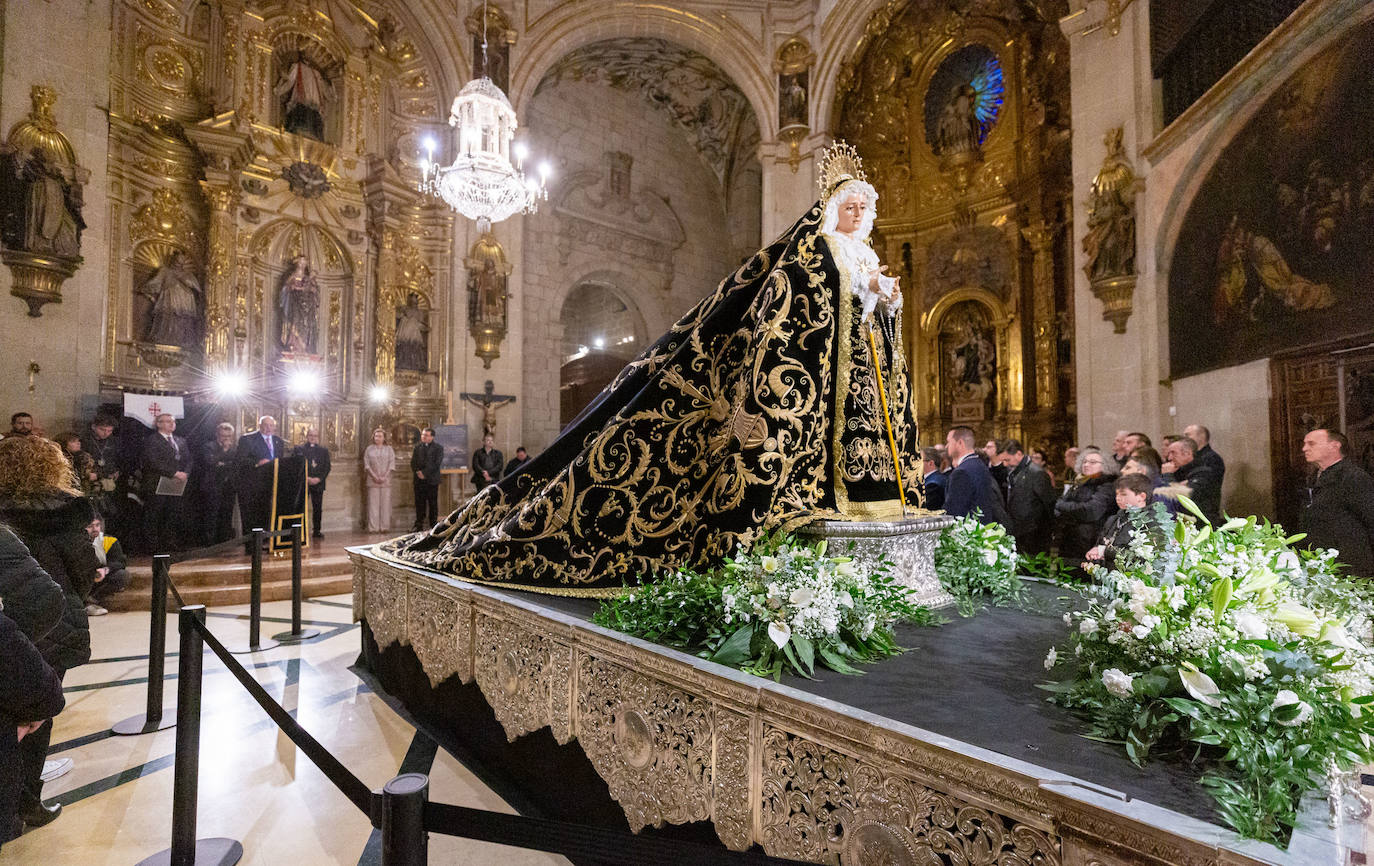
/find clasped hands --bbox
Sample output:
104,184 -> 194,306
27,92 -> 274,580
867,265 -> 901,305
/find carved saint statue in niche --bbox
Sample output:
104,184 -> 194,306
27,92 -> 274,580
1,147 -> 84,258
469,257 -> 506,327
279,255 -> 320,355
941,302 -> 997,420
935,84 -> 982,156
1081,127 -> 1137,283
137,251 -> 202,348
275,53 -> 334,141
779,71 -> 808,128
395,292 -> 429,373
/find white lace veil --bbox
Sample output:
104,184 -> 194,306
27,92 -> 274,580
821,179 -> 878,242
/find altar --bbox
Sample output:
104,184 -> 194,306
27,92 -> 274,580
350,547 -> 1363,866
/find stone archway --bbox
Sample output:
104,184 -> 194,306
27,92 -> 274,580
558,279 -> 646,426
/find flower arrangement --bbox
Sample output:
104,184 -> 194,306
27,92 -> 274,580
593,533 -> 933,680
1043,498 -> 1374,845
934,513 -> 1025,615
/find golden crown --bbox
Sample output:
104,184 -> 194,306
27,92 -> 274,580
818,141 -> 867,206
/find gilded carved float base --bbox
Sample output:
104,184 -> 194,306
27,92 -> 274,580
351,549 -> 1276,866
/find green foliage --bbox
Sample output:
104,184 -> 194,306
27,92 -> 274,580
593,533 -> 934,680
1042,498 -> 1374,846
934,513 -> 1025,616
1017,551 -> 1074,583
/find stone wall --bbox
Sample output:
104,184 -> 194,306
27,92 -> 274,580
517,77 -> 755,450
0,0 -> 110,434
1064,0 -> 1374,520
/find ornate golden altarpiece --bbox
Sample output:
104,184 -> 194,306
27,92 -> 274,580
353,549 -> 1292,866
835,0 -> 1075,449
104,0 -> 457,450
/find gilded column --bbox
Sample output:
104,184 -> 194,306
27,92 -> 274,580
1021,221 -> 1059,413
200,182 -> 238,368
374,228 -> 398,384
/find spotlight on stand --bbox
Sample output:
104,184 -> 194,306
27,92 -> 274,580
213,370 -> 249,400
287,369 -> 321,397
369,384 -> 391,404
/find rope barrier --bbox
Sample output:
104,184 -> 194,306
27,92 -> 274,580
189,615 -> 376,817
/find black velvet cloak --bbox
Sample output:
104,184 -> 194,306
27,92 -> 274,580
381,202 -> 925,595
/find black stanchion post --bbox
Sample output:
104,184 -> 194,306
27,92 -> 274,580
274,522 -> 318,643
135,605 -> 242,866
230,528 -> 278,654
380,774 -> 429,866
112,554 -> 176,735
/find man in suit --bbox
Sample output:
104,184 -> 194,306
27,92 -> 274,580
140,413 -> 192,553
235,415 -> 288,548
921,447 -> 947,510
994,438 -> 1058,554
1185,424 -> 1225,484
943,426 -> 1011,530
295,427 -> 331,539
410,427 -> 444,531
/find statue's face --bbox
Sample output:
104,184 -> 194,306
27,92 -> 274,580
836,195 -> 865,234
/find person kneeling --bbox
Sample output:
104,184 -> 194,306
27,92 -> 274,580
1084,473 -> 1167,571
85,517 -> 129,616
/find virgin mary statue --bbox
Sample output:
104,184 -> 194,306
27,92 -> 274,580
383,143 -> 923,595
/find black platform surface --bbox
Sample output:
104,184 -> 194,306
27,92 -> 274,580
522,580 -> 1214,824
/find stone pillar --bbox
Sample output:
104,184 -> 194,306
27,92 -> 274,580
1061,0 -> 1158,445
758,133 -> 829,241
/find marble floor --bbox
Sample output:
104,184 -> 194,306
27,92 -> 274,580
0,593 -> 568,866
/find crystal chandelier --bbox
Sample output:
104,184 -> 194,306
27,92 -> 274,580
418,0 -> 549,232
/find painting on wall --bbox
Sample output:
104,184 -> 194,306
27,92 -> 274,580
1168,21 -> 1374,378
939,300 -> 997,423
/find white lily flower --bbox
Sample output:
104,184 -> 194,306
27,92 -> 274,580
835,559 -> 858,577
1271,689 -> 1313,726
982,549 -> 999,566
767,620 -> 791,648
1275,601 -> 1321,637
1231,610 -> 1268,640
1132,624 -> 1151,639
837,591 -> 854,609
1101,668 -> 1135,699
1179,663 -> 1223,707
760,556 -> 780,574
789,587 -> 814,606
1079,618 -> 1099,636
1044,647 -> 1058,670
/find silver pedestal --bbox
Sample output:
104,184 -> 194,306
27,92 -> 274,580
799,514 -> 956,609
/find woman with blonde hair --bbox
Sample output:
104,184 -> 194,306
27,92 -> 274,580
0,434 -> 100,831
363,428 -> 395,533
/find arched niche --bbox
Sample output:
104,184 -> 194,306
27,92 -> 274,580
269,31 -> 347,144
558,277 -> 647,426
245,219 -> 354,379
920,287 -> 1014,427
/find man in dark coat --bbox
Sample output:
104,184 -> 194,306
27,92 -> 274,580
0,611 -> 65,846
235,415 -> 288,545
1164,437 -> 1222,525
943,426 -> 1011,530
295,427 -> 331,539
503,446 -> 529,479
197,422 -> 238,545
995,438 -> 1057,554
1185,423 -> 1225,484
471,433 -> 504,492
411,427 -> 444,531
140,413 -> 192,553
80,414 -> 125,537
1300,428 -> 1374,578
921,447 -> 947,511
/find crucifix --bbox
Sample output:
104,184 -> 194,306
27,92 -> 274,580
460,379 -> 516,437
